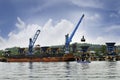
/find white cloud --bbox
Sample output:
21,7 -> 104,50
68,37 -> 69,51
0,15 -> 120,50
14,14 -> 99,48
105,25 -> 120,32
16,17 -> 26,30
96,36 -> 105,44
71,0 -> 104,9
0,17 -> 75,50
38,19 -> 74,46
0,37 -> 6,47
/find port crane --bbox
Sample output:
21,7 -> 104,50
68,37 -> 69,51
65,14 -> 84,53
29,29 -> 40,55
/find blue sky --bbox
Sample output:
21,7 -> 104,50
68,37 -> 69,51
0,0 -> 120,49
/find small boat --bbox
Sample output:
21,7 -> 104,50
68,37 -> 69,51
77,60 -> 91,63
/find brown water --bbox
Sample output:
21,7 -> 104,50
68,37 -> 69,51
0,61 -> 120,80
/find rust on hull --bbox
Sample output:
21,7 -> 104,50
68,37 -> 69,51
5,54 -> 75,62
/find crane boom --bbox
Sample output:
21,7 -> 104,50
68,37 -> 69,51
65,14 -> 84,53
69,14 -> 84,42
29,30 -> 40,55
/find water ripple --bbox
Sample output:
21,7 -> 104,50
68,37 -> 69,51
0,61 -> 120,80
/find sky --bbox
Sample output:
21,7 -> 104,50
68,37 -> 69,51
0,0 -> 120,49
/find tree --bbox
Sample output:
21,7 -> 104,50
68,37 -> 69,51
100,45 -> 107,56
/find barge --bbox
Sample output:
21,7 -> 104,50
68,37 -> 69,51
2,53 -> 75,62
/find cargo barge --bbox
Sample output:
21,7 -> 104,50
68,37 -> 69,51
2,53 -> 75,62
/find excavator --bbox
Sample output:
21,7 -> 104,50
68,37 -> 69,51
65,14 -> 84,53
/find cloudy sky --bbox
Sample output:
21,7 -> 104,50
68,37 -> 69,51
0,0 -> 120,49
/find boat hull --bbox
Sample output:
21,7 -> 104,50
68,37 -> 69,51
5,54 -> 75,62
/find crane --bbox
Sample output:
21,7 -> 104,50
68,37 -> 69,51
65,14 -> 84,53
28,29 -> 40,55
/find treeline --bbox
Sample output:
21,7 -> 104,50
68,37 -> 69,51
0,43 -> 120,57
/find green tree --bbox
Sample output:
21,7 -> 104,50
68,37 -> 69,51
100,45 -> 107,56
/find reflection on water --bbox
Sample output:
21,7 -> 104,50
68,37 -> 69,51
29,62 -> 33,69
0,61 -> 120,80
105,62 -> 118,79
81,63 -> 89,70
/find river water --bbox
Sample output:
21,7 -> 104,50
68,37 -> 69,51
0,61 -> 120,80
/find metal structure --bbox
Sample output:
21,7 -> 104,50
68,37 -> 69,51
80,46 -> 89,53
29,30 -> 40,55
106,42 -> 116,55
81,36 -> 85,42
65,14 -> 84,53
